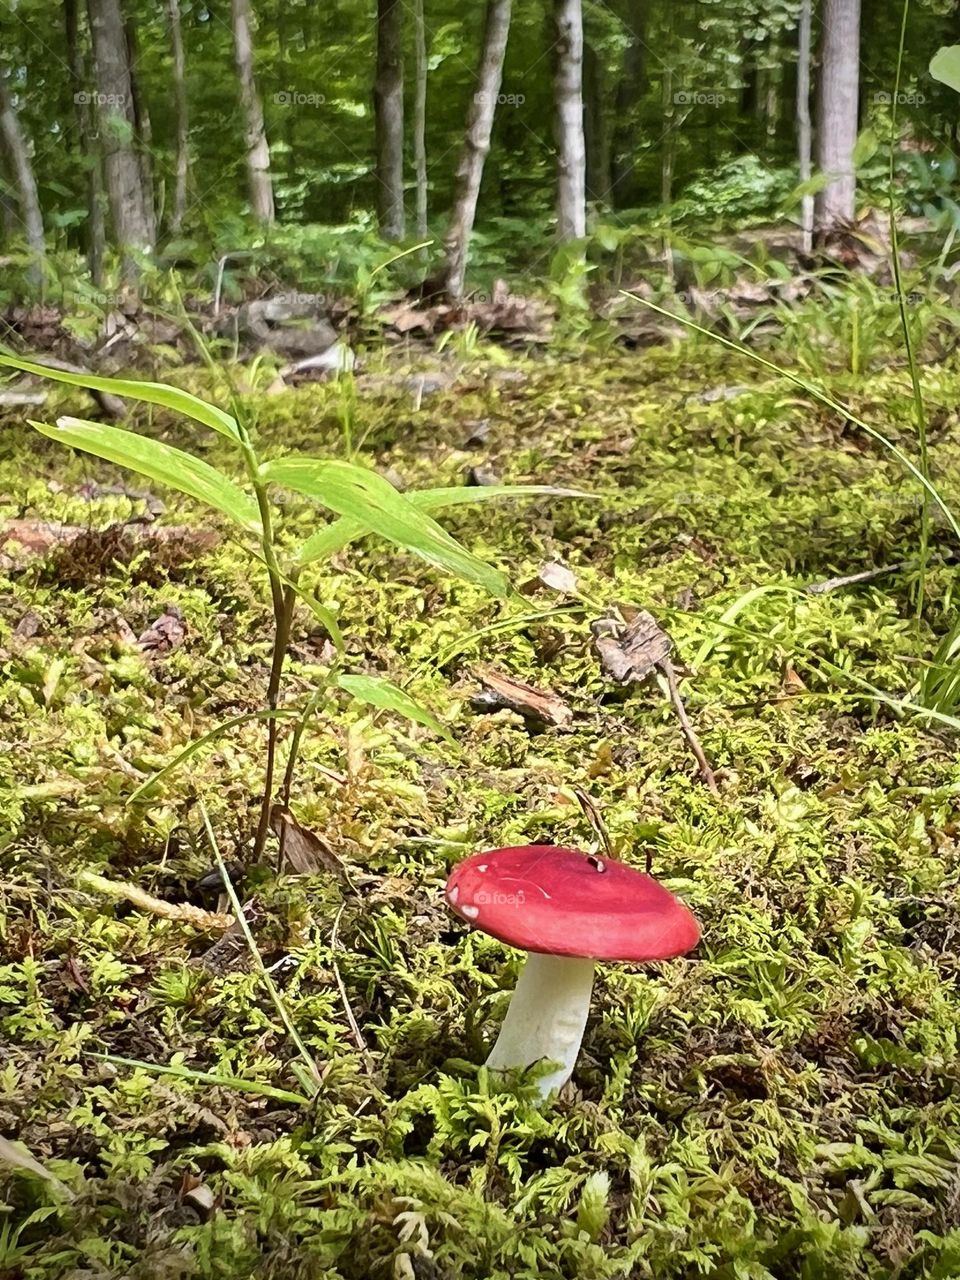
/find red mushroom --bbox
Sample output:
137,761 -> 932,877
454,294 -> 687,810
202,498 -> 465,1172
445,845 -> 699,1099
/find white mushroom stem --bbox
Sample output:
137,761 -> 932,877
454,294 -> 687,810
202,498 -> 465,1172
486,953 -> 595,1099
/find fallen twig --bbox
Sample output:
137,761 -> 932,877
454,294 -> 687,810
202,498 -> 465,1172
79,870 -> 232,930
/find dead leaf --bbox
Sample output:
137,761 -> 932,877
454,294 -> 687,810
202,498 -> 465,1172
269,804 -> 345,877
197,897 -> 262,974
137,605 -> 185,655
471,666 -> 573,729
781,662 -> 807,696
591,612 -> 672,684
537,560 -> 579,596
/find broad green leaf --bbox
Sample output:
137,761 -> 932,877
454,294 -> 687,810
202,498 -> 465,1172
29,417 -> 261,532
261,456 -> 509,597
0,354 -> 241,441
851,127 -> 879,169
337,673 -> 453,742
295,483 -> 590,567
930,45 -> 960,94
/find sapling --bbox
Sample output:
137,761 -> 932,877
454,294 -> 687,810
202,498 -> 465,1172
0,352 -> 582,860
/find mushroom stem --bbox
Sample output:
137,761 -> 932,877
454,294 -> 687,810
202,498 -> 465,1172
486,953 -> 595,1099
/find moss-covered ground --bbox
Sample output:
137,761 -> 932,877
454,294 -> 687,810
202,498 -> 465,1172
2,336 -> 960,1278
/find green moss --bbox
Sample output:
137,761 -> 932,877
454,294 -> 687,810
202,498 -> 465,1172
1,339 -> 959,1278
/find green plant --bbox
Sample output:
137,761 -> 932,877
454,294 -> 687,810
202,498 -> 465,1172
0,352 -> 579,862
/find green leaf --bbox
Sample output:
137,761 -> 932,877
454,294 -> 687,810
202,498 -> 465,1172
295,483 -> 590,567
0,354 -> 242,440
930,45 -> 960,94
852,127 -> 879,169
29,417 -> 261,532
337,673 -> 454,742
261,456 -> 510,597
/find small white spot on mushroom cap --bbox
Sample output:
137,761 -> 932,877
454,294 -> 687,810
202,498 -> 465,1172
461,904 -> 480,919
478,863 -> 489,872
448,885 -> 459,904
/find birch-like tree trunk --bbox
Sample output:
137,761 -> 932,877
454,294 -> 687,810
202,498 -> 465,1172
87,0 -> 155,275
797,0 -> 814,253
0,65 -> 46,286
375,0 -> 405,240
413,0 -> 428,237
552,0 -> 586,240
231,0 -> 274,224
442,0 -> 512,298
165,0 -> 189,231
65,0 -> 106,283
814,0 -> 861,234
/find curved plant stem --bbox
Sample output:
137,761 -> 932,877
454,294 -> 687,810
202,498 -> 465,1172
254,576 -> 298,861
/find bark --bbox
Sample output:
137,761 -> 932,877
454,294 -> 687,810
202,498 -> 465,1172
87,0 -> 155,276
443,0 -> 512,299
0,65 -> 45,285
231,0 -> 274,224
124,16 -> 157,231
610,0 -> 644,207
375,0 -> 404,240
553,0 -> 586,240
413,0 -> 428,237
65,0 -> 106,283
814,0 -> 861,234
797,0 -> 814,253
165,0 -> 189,231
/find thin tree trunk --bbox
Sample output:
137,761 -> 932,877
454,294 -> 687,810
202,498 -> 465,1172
87,0 -> 155,278
66,0 -> 106,284
553,0 -> 586,240
0,65 -> 45,287
443,0 -> 512,298
611,0 -> 644,207
797,0 -> 813,253
231,0 -> 274,224
583,39 -> 610,207
165,0 -> 189,232
814,0 -> 861,234
375,0 -> 404,240
124,17 -> 157,233
413,0 -> 428,237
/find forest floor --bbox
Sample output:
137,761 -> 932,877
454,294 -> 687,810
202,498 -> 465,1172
2,332 -> 960,1279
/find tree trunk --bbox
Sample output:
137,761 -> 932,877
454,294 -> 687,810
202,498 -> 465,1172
375,0 -> 404,240
87,0 -> 155,276
413,0 -> 428,238
583,39 -> 610,207
797,0 -> 813,253
65,0 -> 106,283
231,0 -> 274,224
553,0 -> 586,240
610,0 -> 644,208
814,0 -> 861,234
0,65 -> 45,287
165,0 -> 189,232
124,16 -> 157,232
443,0 -> 512,299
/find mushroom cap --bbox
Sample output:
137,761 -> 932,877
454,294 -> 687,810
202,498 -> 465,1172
445,845 -> 700,961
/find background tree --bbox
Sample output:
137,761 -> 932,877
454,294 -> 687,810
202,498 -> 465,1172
87,0 -> 155,276
164,0 -> 189,233
815,0 -> 863,233
443,0 -> 513,298
375,0 -> 405,241
231,0 -> 274,225
553,0 -> 586,240
0,61 -> 45,287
